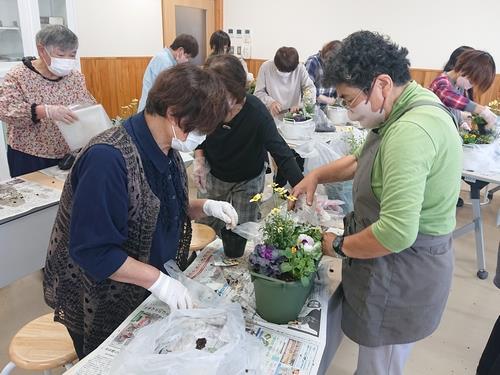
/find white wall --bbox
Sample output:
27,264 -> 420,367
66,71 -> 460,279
75,0 -> 163,57
224,0 -> 500,72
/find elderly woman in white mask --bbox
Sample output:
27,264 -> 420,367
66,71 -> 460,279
0,25 -> 95,177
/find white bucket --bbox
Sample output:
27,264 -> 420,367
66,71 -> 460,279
327,106 -> 348,125
278,118 -> 315,140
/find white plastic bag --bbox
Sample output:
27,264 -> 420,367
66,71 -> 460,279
462,143 -> 500,173
295,139 -> 343,174
56,104 -> 112,151
109,304 -> 264,375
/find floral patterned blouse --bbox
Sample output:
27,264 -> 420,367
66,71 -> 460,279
0,59 -> 95,158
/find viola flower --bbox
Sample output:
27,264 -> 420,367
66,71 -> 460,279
287,194 -> 298,202
297,234 -> 315,252
250,193 -> 262,203
291,246 -> 297,254
271,207 -> 281,215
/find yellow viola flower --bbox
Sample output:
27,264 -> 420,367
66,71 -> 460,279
271,207 -> 281,215
273,187 -> 287,195
249,193 -> 262,203
291,246 -> 297,254
287,194 -> 298,202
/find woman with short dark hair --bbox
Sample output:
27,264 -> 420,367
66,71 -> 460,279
192,54 -> 303,234
208,29 -> 251,81
293,30 -> 462,374
43,64 -> 238,359
254,46 -> 316,116
0,25 -> 95,177
430,48 -> 497,128
209,30 -> 231,55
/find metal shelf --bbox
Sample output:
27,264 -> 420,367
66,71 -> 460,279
0,27 -> 21,31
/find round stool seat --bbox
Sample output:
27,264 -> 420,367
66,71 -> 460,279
190,223 -> 216,251
9,313 -> 77,370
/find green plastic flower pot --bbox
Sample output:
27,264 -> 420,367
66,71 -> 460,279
250,271 -> 314,324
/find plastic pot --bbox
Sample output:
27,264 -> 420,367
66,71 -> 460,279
250,271 -> 314,324
221,228 -> 247,258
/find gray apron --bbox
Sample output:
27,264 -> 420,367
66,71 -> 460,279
341,101 -> 456,347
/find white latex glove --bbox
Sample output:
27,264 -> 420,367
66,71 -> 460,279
192,156 -> 208,194
479,107 -> 497,128
45,104 -> 78,124
460,122 -> 472,131
147,272 -> 193,310
203,200 -> 238,229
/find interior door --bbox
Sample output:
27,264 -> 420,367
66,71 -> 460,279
162,0 -> 219,66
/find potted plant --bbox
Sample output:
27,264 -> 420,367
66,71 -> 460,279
248,185 -> 322,324
461,101 -> 499,171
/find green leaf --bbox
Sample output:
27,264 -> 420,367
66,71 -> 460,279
281,262 -> 292,272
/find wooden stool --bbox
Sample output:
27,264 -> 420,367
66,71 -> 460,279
190,223 -> 216,252
1,313 -> 77,375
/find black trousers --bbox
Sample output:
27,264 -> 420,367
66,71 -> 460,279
67,328 -> 86,360
477,316 -> 500,375
7,145 -> 59,177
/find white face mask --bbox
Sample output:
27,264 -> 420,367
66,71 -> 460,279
456,76 -> 473,90
171,126 -> 206,152
348,97 -> 386,129
44,48 -> 75,76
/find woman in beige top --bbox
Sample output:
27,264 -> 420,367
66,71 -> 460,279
0,25 -> 95,177
254,46 -> 316,116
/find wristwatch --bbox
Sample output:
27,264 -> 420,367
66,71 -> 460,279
331,235 -> 347,259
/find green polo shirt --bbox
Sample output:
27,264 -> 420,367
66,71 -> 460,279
354,81 -> 462,252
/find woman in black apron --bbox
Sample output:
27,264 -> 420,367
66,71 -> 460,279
292,31 -> 462,375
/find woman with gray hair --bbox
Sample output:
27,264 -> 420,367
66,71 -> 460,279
0,25 -> 95,177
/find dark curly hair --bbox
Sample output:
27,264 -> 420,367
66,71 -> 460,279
323,31 -> 411,90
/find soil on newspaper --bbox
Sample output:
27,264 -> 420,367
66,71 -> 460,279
196,338 -> 207,350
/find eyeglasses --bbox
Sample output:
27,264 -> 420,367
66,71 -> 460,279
341,89 -> 365,110
340,78 -> 378,110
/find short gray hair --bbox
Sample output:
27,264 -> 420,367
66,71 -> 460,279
35,25 -> 78,52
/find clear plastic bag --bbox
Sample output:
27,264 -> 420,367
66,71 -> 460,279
164,260 -> 222,308
313,105 -> 336,132
109,303 -> 264,375
232,221 -> 263,243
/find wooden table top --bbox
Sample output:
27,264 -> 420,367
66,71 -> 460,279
21,171 -> 65,190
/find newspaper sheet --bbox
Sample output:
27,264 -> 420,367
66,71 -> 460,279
66,240 -> 339,375
0,177 -> 61,224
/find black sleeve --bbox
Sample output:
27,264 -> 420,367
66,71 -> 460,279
260,110 -> 304,187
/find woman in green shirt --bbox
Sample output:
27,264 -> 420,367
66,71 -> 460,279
293,31 -> 462,375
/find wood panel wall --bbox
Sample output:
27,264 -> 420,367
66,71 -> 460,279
245,59 -> 500,106
80,56 -> 500,118
80,57 -> 151,118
